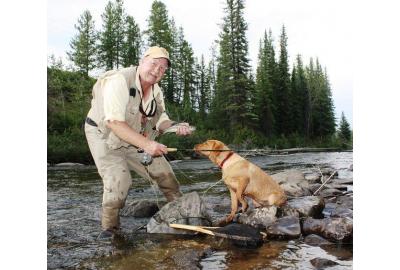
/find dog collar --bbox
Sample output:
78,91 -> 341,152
219,151 -> 234,168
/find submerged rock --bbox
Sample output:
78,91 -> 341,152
237,206 -> 277,229
168,247 -> 213,270
271,169 -> 311,197
282,196 -> 325,218
120,200 -> 160,218
323,202 -> 353,218
310,257 -> 339,268
266,216 -> 301,240
302,217 -> 353,242
304,234 -> 334,246
147,192 -> 212,234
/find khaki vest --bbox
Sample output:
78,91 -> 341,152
87,66 -> 166,149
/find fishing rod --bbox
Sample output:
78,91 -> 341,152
166,148 -> 270,152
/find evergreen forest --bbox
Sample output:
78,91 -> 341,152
47,0 -> 352,164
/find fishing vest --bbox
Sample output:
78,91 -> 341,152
87,66 -> 167,149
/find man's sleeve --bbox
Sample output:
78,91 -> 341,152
103,74 -> 129,122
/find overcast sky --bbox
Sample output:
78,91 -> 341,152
48,0 -> 353,126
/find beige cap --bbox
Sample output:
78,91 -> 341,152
143,46 -> 171,67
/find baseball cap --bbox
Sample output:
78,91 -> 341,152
143,46 -> 171,67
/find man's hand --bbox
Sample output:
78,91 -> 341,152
175,122 -> 192,136
144,141 -> 168,157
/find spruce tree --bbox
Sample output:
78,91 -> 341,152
255,30 -> 275,137
338,111 -> 352,142
197,55 -> 212,124
113,0 -> 127,69
67,10 -> 97,76
291,55 -> 311,136
122,15 -> 142,67
274,25 -> 291,136
98,1 -> 116,70
145,0 -> 174,102
213,0 -> 255,133
306,58 -> 336,138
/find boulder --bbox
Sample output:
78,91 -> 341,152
304,173 -> 321,183
323,202 -> 353,218
310,258 -> 339,269
271,169 -> 312,197
302,217 -> 353,242
168,247 -> 213,270
282,196 -> 325,218
147,192 -> 212,234
266,216 -> 301,240
237,206 -> 277,229
120,200 -> 160,218
304,234 -> 334,246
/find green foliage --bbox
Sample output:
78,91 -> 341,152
47,67 -> 95,163
122,15 -> 142,67
67,10 -> 97,76
50,0 -> 347,164
337,112 -> 352,149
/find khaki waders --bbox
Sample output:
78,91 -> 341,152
84,123 -> 182,230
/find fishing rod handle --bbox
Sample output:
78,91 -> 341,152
166,148 -> 178,152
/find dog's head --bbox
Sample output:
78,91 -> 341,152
194,139 -> 230,164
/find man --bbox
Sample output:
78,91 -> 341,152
84,46 -> 192,240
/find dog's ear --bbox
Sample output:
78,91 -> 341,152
209,140 -> 225,162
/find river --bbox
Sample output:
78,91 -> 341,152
47,151 -> 353,269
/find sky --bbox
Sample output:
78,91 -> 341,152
48,0 -> 353,126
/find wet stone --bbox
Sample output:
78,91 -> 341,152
302,217 -> 353,243
168,247 -> 213,270
120,200 -> 160,218
304,173 -> 321,183
147,192 -> 212,234
266,216 -> 301,240
318,188 -> 343,198
282,196 -> 325,218
323,203 -> 353,218
304,234 -> 334,246
237,206 -> 277,229
271,169 -> 312,197
310,257 -> 339,268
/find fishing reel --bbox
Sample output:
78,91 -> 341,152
141,152 -> 153,166
137,148 -> 153,166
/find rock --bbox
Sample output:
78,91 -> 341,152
318,188 -> 343,198
304,173 -> 321,183
325,184 -> 349,191
310,257 -> 339,268
168,247 -> 213,270
237,206 -> 277,229
323,202 -> 353,218
304,234 -> 334,246
321,168 -> 338,177
282,196 -> 325,218
331,178 -> 353,185
120,200 -> 160,218
147,192 -> 212,234
336,195 -> 353,209
271,169 -> 311,197
302,217 -> 353,242
266,216 -> 301,240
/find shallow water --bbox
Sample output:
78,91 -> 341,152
47,152 -> 353,269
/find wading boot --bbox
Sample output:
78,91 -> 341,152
97,227 -> 119,242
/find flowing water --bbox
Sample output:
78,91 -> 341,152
47,152 -> 353,269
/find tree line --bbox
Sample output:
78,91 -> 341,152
48,0 -> 352,164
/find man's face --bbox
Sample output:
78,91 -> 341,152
138,57 -> 169,86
